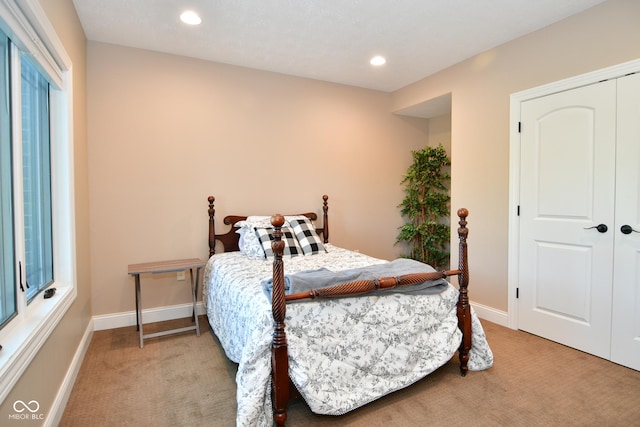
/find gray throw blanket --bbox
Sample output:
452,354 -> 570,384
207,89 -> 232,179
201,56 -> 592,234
261,258 -> 448,302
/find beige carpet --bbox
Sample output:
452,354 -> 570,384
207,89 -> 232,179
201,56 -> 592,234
60,316 -> 640,427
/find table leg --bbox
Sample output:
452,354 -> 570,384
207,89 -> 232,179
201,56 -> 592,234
135,274 -> 144,348
189,268 -> 195,321
194,267 -> 200,309
134,274 -> 140,331
190,267 -> 201,336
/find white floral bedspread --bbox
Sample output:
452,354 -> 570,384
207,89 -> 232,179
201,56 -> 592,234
203,245 -> 493,427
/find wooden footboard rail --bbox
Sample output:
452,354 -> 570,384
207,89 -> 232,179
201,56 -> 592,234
284,269 -> 461,301
269,208 -> 472,426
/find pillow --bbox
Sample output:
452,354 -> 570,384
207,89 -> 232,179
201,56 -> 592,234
254,226 -> 303,258
235,215 -> 309,229
236,225 -> 266,259
235,215 -> 310,258
238,216 -> 275,228
235,218 -> 274,259
289,218 -> 326,255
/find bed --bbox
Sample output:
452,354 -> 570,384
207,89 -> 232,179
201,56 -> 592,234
203,195 -> 493,426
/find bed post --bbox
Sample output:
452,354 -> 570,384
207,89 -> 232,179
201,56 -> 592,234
456,208 -> 471,376
322,195 -> 329,243
270,214 -> 289,426
208,196 -> 216,257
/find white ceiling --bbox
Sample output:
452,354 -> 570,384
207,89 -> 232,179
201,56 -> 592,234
73,0 -> 605,93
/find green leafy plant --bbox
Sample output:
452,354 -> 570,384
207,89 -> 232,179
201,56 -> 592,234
396,144 -> 451,269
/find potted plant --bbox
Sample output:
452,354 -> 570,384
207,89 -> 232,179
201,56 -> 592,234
396,144 -> 451,269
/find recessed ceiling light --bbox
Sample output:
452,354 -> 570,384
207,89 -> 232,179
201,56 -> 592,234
180,10 -> 202,26
370,56 -> 386,66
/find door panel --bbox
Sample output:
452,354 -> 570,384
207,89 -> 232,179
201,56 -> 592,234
519,80 -> 616,359
535,107 -> 598,218
611,73 -> 640,370
535,242 -> 592,323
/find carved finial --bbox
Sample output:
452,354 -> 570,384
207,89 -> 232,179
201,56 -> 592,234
271,214 -> 285,227
271,214 -> 285,256
457,208 -> 469,241
322,195 -> 329,243
208,196 -> 215,215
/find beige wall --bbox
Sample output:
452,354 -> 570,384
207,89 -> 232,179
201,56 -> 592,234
427,113 -> 451,154
0,0 -> 90,424
87,43 -> 429,316
393,0 -> 640,311
88,0 -> 640,317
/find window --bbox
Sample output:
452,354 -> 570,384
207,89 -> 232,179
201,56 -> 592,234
0,34 -> 55,326
0,0 -> 74,404
0,30 -> 14,328
21,54 -> 54,303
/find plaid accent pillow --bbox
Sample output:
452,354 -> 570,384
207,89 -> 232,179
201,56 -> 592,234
254,226 -> 303,258
289,218 -> 326,255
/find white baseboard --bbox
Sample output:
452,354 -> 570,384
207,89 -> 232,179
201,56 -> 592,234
93,302 -> 207,331
472,300 -> 508,327
46,318 -> 93,427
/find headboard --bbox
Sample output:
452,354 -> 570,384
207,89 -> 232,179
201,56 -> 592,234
208,195 -> 330,257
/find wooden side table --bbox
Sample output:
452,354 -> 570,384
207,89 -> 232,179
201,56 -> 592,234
128,258 -> 205,348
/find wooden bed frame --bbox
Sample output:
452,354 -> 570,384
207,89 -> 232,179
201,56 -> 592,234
207,195 -> 472,427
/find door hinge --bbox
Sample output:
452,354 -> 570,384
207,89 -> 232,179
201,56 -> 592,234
516,288 -> 519,298
517,205 -> 520,216
518,122 -> 522,133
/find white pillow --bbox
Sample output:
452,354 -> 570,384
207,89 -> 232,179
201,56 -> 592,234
239,216 -> 275,228
235,215 -> 309,228
236,224 -> 267,258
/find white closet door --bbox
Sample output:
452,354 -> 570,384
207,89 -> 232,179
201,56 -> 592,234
518,80 -> 617,359
611,72 -> 640,371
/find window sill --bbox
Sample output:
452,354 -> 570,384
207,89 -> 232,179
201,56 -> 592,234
0,285 -> 76,403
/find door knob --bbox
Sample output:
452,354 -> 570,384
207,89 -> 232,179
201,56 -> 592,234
620,225 -> 639,235
584,224 -> 608,233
